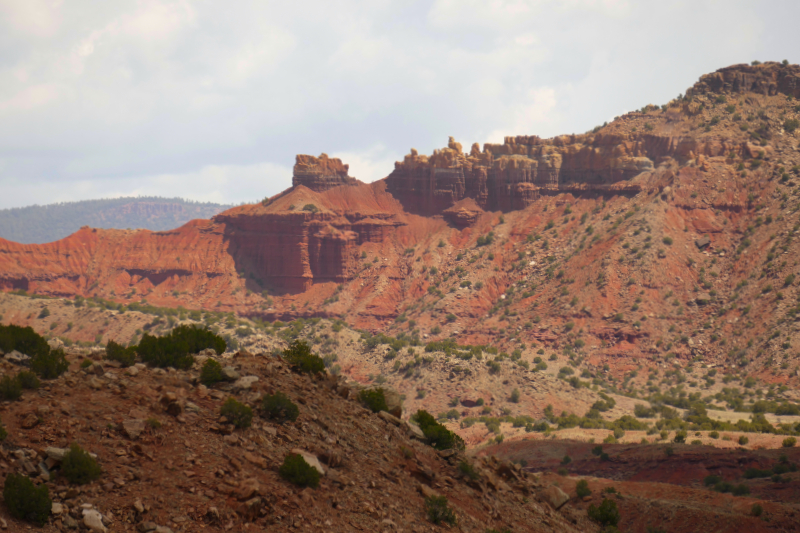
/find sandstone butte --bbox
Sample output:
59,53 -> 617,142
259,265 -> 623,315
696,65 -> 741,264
2,61 -> 800,378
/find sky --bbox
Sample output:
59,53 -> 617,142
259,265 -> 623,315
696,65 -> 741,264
0,0 -> 798,209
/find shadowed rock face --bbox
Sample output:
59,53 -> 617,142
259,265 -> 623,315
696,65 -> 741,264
292,153 -> 360,192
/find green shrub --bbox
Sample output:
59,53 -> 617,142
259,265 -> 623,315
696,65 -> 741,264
673,430 -> 687,443
732,483 -> 750,496
358,388 -> 389,413
3,473 -> 51,526
61,443 -> 102,485
739,435 -> 749,446
220,398 -> 253,429
751,503 -> 763,517
31,348 -> 68,379
784,118 -> 799,133
0,375 -> 22,401
261,392 -> 300,423
283,340 -> 325,374
510,388 -> 521,403
562,455 -> 572,465
80,359 -> 93,369
106,340 -> 136,367
588,498 -> 620,527
576,479 -> 591,498
0,324 -> 49,359
424,495 -> 457,525
200,358 -> 224,386
662,236 -> 673,245
457,460 -> 480,480
415,410 -> 465,451
279,454 -> 320,488
782,437 -> 797,448
137,325 -> 224,369
16,371 -> 40,390
709,431 -> 719,439
0,422 -> 6,441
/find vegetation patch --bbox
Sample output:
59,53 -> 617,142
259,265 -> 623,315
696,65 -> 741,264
61,444 -> 102,485
279,454 -> 320,488
261,392 -> 300,423
220,398 -> 253,429
3,473 -> 51,526
200,358 -> 225,386
415,410 -> 465,451
283,340 -> 325,374
424,495 -> 457,525
106,340 -> 136,367
358,388 -> 389,413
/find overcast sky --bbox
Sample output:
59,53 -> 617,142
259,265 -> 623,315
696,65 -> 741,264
0,0 -> 798,209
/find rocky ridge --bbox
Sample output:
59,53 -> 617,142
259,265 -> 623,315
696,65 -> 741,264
0,345 -> 597,532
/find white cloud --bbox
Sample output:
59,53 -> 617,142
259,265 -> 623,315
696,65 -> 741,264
487,87 -> 560,142
0,0 -> 62,38
331,145 -> 402,183
0,162 -> 292,208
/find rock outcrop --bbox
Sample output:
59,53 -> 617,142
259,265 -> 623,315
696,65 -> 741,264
687,61 -> 800,99
292,153 -> 360,192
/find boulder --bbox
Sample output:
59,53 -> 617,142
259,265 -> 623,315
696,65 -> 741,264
21,413 -> 40,429
382,387 -> 403,418
695,293 -> 712,305
46,447 -> 70,461
378,411 -> 402,426
404,421 -> 426,440
5,350 -> 30,366
418,483 -> 440,498
542,484 -> 570,510
47,338 -> 64,350
695,236 -> 711,249
232,376 -> 259,391
290,449 -> 325,475
222,366 -> 240,381
122,419 -> 146,440
82,509 -> 107,532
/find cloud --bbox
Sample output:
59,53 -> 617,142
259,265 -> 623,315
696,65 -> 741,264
0,0 -> 795,210
331,145 -> 402,183
0,162 -> 292,208
486,87 -> 560,143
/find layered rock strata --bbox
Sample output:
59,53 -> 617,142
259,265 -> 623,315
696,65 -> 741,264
292,153 -> 360,192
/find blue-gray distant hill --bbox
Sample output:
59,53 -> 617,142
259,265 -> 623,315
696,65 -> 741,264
0,197 -> 234,244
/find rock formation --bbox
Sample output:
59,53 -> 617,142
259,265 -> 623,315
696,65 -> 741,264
291,153 -> 359,192
0,61 -> 799,312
